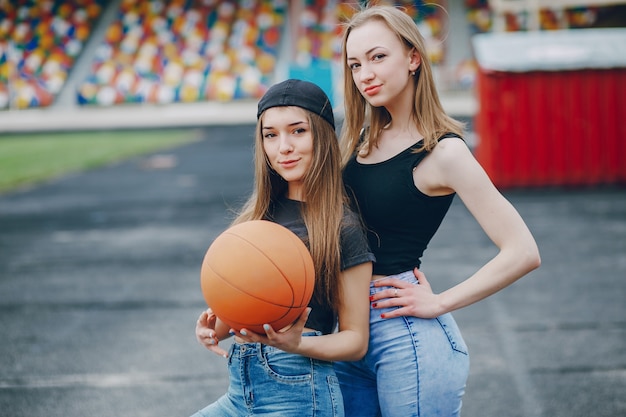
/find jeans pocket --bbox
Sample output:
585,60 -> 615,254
261,347 -> 313,384
436,313 -> 469,355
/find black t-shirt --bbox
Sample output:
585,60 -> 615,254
267,197 -> 375,334
343,134 -> 460,275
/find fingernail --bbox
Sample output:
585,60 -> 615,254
263,324 -> 270,331
240,330 -> 247,336
228,330 -> 235,336
380,314 -> 386,319
371,302 -> 377,308
209,340 -> 215,345
369,295 -> 374,301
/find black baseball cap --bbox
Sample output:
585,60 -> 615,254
257,79 -> 335,129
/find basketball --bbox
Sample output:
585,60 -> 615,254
200,220 -> 315,333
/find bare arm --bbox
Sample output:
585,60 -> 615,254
373,138 -> 540,318
234,261 -> 372,361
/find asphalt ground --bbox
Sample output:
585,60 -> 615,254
0,124 -> 625,417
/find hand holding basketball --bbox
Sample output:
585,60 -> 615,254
195,308 -> 228,358
200,220 -> 315,333
232,307 -> 312,353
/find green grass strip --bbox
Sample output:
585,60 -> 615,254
0,129 -> 200,194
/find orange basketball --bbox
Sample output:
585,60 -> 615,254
200,220 -> 315,333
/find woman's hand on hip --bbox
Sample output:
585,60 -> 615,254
371,268 -> 444,319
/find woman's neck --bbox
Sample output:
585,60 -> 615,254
383,81 -> 417,130
286,188 -> 304,202
382,120 -> 422,144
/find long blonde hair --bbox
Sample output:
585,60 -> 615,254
233,110 -> 345,312
339,5 -> 464,165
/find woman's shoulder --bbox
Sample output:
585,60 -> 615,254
341,205 -> 363,227
438,132 -> 464,141
432,134 -> 470,162
340,206 -> 368,242
339,206 -> 375,267
427,133 -> 489,190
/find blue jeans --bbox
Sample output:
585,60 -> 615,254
334,271 -> 470,417
191,332 -> 344,417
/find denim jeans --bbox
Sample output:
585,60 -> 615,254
334,270 -> 470,417
190,332 -> 344,417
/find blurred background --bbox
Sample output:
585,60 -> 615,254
2,0 -> 625,110
1,2 -> 625,417
2,0 -> 625,189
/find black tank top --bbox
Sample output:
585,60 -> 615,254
343,134 -> 459,275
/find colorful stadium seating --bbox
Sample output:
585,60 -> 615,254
77,0 -> 287,105
0,0 -> 105,109
2,1 -> 620,109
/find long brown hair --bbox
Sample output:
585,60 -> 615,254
233,110 -> 345,312
339,5 -> 464,165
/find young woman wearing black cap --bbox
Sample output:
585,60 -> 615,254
189,79 -> 375,417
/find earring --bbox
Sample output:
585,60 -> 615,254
411,70 -> 416,76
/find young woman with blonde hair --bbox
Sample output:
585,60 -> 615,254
334,6 -> 541,416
